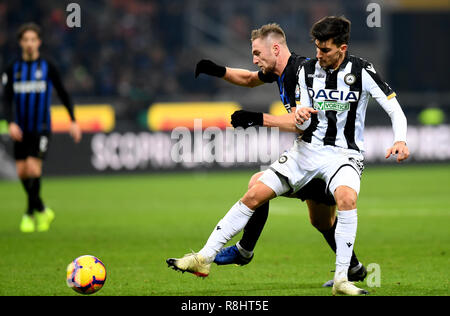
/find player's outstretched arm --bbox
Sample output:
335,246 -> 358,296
231,109 -> 298,133
262,112 -> 298,133
361,62 -> 409,163
195,59 -> 264,88
223,67 -> 263,87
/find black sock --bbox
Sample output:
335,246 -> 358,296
28,177 -> 45,212
21,178 -> 34,215
319,219 -> 360,269
238,201 -> 269,252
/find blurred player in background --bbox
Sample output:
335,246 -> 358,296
1,23 -> 82,233
194,23 -> 366,287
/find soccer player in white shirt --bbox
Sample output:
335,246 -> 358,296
167,16 -> 409,296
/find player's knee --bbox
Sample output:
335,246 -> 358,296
248,172 -> 263,190
334,187 -> 357,210
25,163 -> 42,178
16,167 -> 28,179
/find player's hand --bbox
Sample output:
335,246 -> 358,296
231,110 -> 263,128
295,107 -> 318,125
195,60 -> 226,78
8,122 -> 23,142
385,141 -> 409,162
69,121 -> 82,143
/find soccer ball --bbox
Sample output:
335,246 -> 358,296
66,255 -> 107,294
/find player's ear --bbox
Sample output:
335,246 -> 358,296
272,42 -> 280,56
339,43 -> 348,54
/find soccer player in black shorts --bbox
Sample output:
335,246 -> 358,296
194,23 -> 366,286
1,23 -> 81,232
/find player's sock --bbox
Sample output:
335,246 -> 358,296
319,219 -> 337,251
237,201 -> 269,254
334,209 -> 357,281
319,218 -> 360,269
20,178 -> 34,215
236,241 -> 253,259
28,177 -> 45,212
199,201 -> 254,263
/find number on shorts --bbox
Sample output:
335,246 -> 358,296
39,136 -> 48,153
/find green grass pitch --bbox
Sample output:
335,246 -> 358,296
0,164 -> 449,296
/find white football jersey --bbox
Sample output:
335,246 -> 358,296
297,54 -> 407,153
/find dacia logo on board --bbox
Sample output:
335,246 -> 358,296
308,88 -> 360,102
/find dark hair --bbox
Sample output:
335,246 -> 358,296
310,16 -> 351,46
17,22 -> 42,40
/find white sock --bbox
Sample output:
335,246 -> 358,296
334,209 -> 358,281
199,201 -> 254,263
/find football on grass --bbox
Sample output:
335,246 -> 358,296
66,255 -> 106,294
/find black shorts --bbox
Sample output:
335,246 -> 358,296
290,178 -> 336,206
14,133 -> 51,161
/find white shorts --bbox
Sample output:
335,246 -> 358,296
259,140 -> 364,199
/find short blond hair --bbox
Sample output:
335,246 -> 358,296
251,23 -> 287,45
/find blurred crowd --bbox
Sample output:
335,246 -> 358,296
0,0 -> 373,96
0,0 -> 447,123
0,0 -> 189,98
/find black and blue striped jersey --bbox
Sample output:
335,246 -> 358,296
257,52 -> 308,113
1,56 -> 75,134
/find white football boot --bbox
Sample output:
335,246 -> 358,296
332,278 -> 369,296
167,252 -> 211,277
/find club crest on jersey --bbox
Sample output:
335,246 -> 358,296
344,73 -> 356,85
308,88 -> 359,102
278,155 -> 288,164
35,69 -> 43,79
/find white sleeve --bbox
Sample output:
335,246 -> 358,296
362,68 -> 407,143
295,66 -> 313,131
297,66 -> 312,109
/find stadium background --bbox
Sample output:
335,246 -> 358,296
0,0 -> 449,297
0,0 -> 449,176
